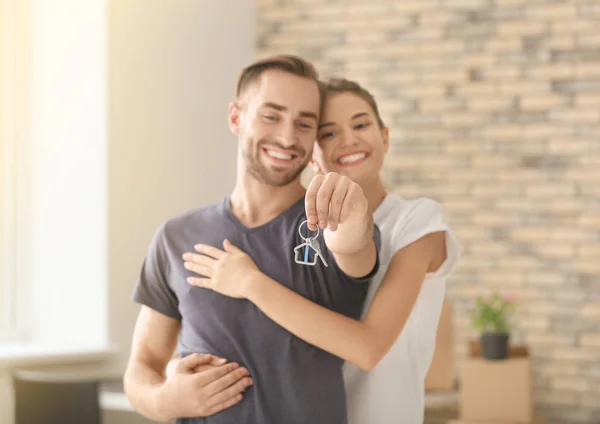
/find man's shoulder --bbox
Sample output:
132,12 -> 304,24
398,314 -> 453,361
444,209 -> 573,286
161,197 -> 228,238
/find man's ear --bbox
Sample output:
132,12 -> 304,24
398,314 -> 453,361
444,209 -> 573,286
382,127 -> 390,153
228,102 -> 241,135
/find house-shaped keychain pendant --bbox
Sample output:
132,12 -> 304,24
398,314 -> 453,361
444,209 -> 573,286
294,220 -> 328,267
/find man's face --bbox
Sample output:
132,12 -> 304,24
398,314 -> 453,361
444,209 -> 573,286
230,70 -> 321,187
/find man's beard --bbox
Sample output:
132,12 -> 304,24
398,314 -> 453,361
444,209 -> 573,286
243,139 -> 310,187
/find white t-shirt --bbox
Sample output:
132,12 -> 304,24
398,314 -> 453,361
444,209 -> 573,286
343,193 -> 461,424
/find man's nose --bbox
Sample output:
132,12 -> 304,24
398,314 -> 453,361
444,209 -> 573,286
276,120 -> 298,147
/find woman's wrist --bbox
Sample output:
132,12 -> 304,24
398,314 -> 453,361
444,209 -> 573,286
242,270 -> 270,303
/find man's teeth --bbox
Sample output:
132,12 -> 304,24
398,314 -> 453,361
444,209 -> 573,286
266,149 -> 293,160
339,153 -> 366,164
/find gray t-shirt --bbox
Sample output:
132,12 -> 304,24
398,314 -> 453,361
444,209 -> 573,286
132,195 -> 380,424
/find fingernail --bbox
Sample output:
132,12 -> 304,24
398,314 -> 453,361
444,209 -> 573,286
319,221 -> 326,229
308,215 -> 317,223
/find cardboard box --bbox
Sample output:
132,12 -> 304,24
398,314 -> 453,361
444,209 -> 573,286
468,339 -> 529,359
459,345 -> 533,423
426,299 -> 455,390
448,419 -> 545,424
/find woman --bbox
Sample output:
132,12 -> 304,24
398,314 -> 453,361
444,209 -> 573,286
185,77 -> 461,423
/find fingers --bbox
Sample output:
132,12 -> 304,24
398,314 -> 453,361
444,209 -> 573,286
193,244 -> 227,260
327,176 -> 350,231
223,239 -> 241,253
339,182 -> 365,223
184,262 -> 213,278
305,174 -> 324,231
205,375 -> 253,413
203,392 -> 244,416
187,276 -> 211,288
193,363 -> 219,373
183,253 -> 216,278
178,353 -> 218,373
315,174 -> 339,230
209,355 -> 228,366
203,365 -> 251,397
194,362 -> 244,388
307,173 -> 353,231
193,354 -> 228,372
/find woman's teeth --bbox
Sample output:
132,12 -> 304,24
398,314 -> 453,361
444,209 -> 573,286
339,152 -> 366,164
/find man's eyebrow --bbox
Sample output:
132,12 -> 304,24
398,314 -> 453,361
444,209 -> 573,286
260,102 -> 286,111
260,102 -> 318,121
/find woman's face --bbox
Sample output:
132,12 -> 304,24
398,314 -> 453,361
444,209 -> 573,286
313,92 -> 389,185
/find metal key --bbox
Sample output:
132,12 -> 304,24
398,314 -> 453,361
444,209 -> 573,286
308,237 -> 328,267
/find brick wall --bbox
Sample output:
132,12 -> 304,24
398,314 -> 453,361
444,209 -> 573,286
256,1 -> 600,423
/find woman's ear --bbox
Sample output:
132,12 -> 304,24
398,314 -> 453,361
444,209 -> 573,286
309,158 -> 323,174
382,127 -> 390,153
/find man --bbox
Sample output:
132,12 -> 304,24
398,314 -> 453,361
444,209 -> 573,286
124,55 -> 380,424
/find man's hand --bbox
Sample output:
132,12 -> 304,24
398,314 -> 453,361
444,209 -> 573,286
166,353 -> 228,379
156,353 -> 253,419
304,172 -> 369,232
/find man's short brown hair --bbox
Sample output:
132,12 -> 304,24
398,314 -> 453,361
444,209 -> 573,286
235,54 -> 324,106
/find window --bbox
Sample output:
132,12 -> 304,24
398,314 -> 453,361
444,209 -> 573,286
0,0 -> 22,342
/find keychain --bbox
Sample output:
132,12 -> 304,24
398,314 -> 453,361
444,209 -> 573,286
294,220 -> 328,267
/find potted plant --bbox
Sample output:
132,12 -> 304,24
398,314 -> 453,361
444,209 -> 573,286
471,292 -> 516,360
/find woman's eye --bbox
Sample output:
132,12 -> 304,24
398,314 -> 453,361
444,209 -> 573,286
320,131 -> 335,139
355,122 -> 370,130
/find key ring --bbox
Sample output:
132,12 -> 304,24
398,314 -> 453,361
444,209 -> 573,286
298,219 -> 319,241
294,219 -> 328,267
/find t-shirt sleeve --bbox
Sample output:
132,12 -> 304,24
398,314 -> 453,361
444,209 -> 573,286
393,198 -> 461,279
131,222 -> 182,320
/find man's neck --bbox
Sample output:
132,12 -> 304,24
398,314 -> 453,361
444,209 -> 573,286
230,174 -> 306,229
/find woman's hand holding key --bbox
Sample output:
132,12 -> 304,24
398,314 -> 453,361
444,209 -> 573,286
304,172 -> 369,232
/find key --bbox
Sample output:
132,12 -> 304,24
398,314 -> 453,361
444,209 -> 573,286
308,237 -> 328,267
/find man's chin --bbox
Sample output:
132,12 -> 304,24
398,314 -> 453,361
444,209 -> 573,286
263,175 -> 300,187
257,169 -> 303,187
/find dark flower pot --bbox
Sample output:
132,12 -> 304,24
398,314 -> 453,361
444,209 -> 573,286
481,332 -> 510,360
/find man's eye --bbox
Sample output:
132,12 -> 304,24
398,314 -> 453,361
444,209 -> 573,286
264,115 -> 278,121
298,122 -> 313,130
